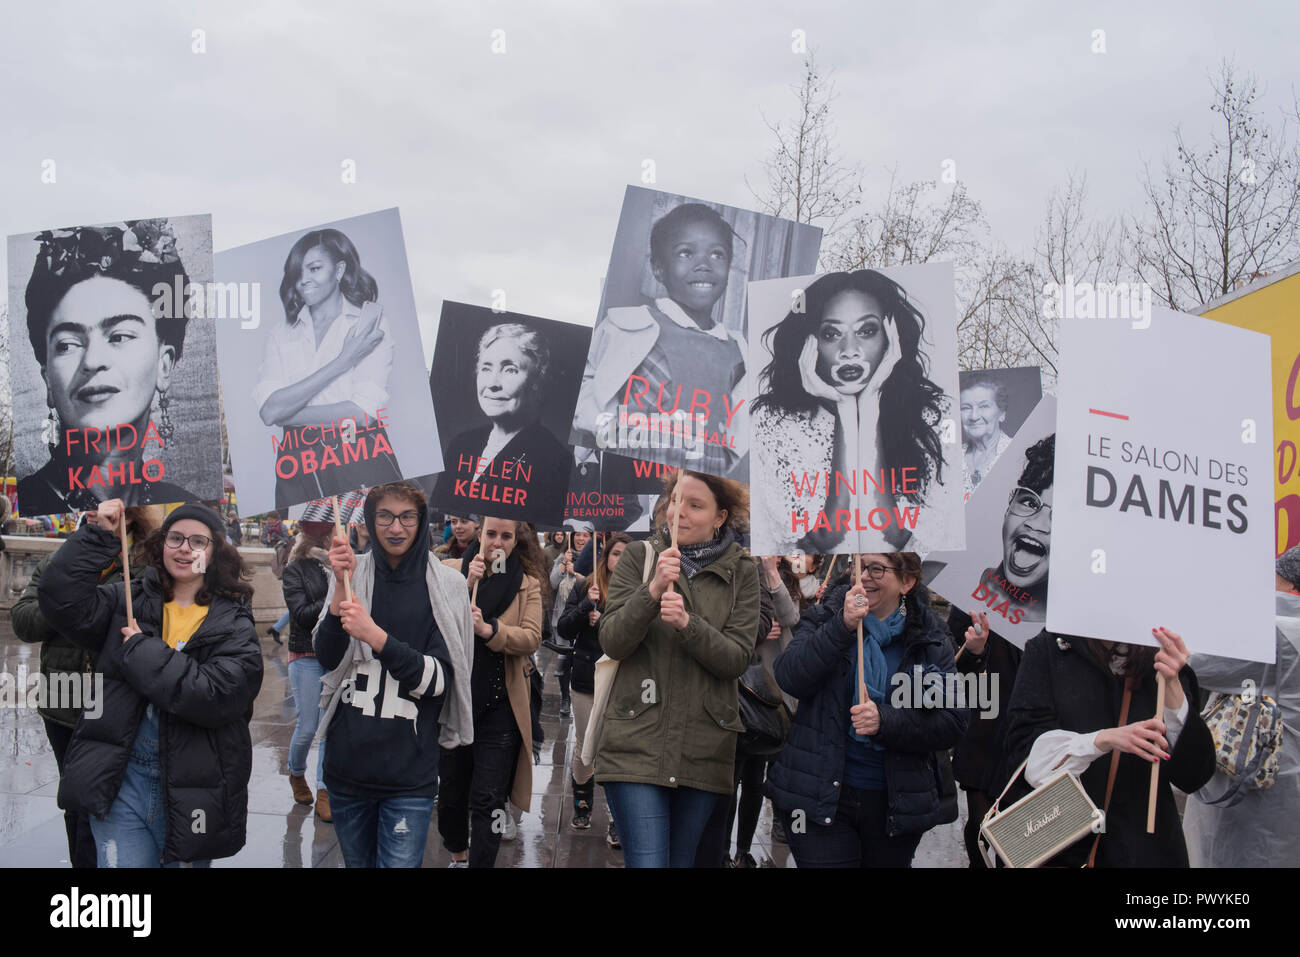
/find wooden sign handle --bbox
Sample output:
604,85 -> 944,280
471,521 -> 489,605
667,487 -> 681,595
119,514 -> 134,626
330,495 -> 352,604
1147,672 -> 1165,834
816,555 -> 838,604
854,554 -> 866,703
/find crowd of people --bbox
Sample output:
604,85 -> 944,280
7,474 -> 1298,869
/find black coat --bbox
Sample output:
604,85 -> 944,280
37,524 -> 263,864
765,584 -> 968,836
946,608 -> 1022,794
557,582 -> 601,695
1002,631 -> 1216,867
282,557 -> 329,655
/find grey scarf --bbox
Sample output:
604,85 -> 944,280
662,525 -> 736,579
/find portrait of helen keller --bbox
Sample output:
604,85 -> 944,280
433,322 -> 569,519
253,228 -> 403,509
979,434 -> 1055,622
961,371 -> 1014,498
17,221 -> 200,515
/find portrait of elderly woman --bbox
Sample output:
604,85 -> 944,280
432,320 -> 571,525
12,219 -> 213,515
750,268 -> 955,556
961,372 -> 1014,498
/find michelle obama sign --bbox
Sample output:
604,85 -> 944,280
1047,307 -> 1276,663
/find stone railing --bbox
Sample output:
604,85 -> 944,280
0,535 -> 287,625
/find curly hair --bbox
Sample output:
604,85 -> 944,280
279,228 -> 378,323
652,468 -> 750,535
752,270 -> 948,502
141,530 -> 253,604
1017,434 -> 1056,495
648,203 -> 740,272
960,373 -> 1009,414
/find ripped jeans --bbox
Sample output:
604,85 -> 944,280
329,791 -> 437,868
90,705 -> 212,868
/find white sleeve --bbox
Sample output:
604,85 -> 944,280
251,324 -> 290,414
349,315 -> 394,412
1024,729 -> 1106,788
1164,695 -> 1190,750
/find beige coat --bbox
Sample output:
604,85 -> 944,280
443,560 -> 542,811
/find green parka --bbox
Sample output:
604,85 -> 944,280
594,536 -> 760,795
12,551 -> 116,728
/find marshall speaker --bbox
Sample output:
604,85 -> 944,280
979,763 -> 1104,868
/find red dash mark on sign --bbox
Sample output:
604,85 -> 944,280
1088,408 -> 1130,421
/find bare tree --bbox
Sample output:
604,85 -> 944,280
1126,61 -> 1300,310
748,51 -> 862,240
826,169 -> 987,272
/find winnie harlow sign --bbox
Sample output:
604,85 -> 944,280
1047,307 -> 1275,664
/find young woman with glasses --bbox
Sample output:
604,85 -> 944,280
36,500 -> 262,867
766,552 -> 967,867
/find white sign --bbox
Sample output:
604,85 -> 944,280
1046,307 -> 1275,663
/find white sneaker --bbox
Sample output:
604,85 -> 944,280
502,810 -> 519,841
448,859 -> 468,868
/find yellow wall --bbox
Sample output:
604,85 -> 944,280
1205,271 -> 1300,555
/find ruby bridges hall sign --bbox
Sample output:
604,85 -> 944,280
1047,306 -> 1276,664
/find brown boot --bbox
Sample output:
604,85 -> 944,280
289,774 -> 312,806
315,789 -> 332,823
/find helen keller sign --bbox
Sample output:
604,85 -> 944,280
1047,306 -> 1275,663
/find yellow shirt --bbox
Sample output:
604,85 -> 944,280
163,601 -> 209,651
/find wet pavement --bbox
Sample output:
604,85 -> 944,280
0,619 -> 968,868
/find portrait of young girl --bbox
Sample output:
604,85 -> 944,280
569,186 -> 821,481
747,265 -> 964,556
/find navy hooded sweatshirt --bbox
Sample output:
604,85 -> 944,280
316,493 -> 454,798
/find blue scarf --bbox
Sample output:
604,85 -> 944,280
851,604 -> 907,748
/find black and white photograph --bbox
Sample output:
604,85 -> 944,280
6,214 -> 222,515
569,185 -> 821,481
747,264 -> 965,556
555,446 -> 655,533
214,208 -> 441,515
958,366 -> 1043,499
926,396 -> 1056,648
430,301 -> 591,528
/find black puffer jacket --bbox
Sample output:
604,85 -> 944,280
766,583 -> 968,836
37,524 -> 263,864
557,582 -> 601,695
282,554 -> 329,655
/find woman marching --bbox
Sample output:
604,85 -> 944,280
595,471 -> 760,867
766,553 -> 966,867
438,517 -> 546,867
558,532 -> 632,830
1002,626 -> 1216,866
36,499 -> 263,867
281,520 -> 335,819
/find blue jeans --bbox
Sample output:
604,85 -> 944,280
90,706 -> 211,868
287,656 -> 327,789
329,792 -> 436,868
273,610 -> 290,633
603,782 -> 721,868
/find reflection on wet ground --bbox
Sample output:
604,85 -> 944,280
0,620 -> 966,867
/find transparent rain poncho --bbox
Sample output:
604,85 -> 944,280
1182,591 -> 1300,867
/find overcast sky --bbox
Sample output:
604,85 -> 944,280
3,0 -> 1297,365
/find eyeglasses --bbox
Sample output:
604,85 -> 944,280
376,510 -> 420,528
1007,486 -> 1053,518
164,531 -> 212,552
860,562 -> 897,582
